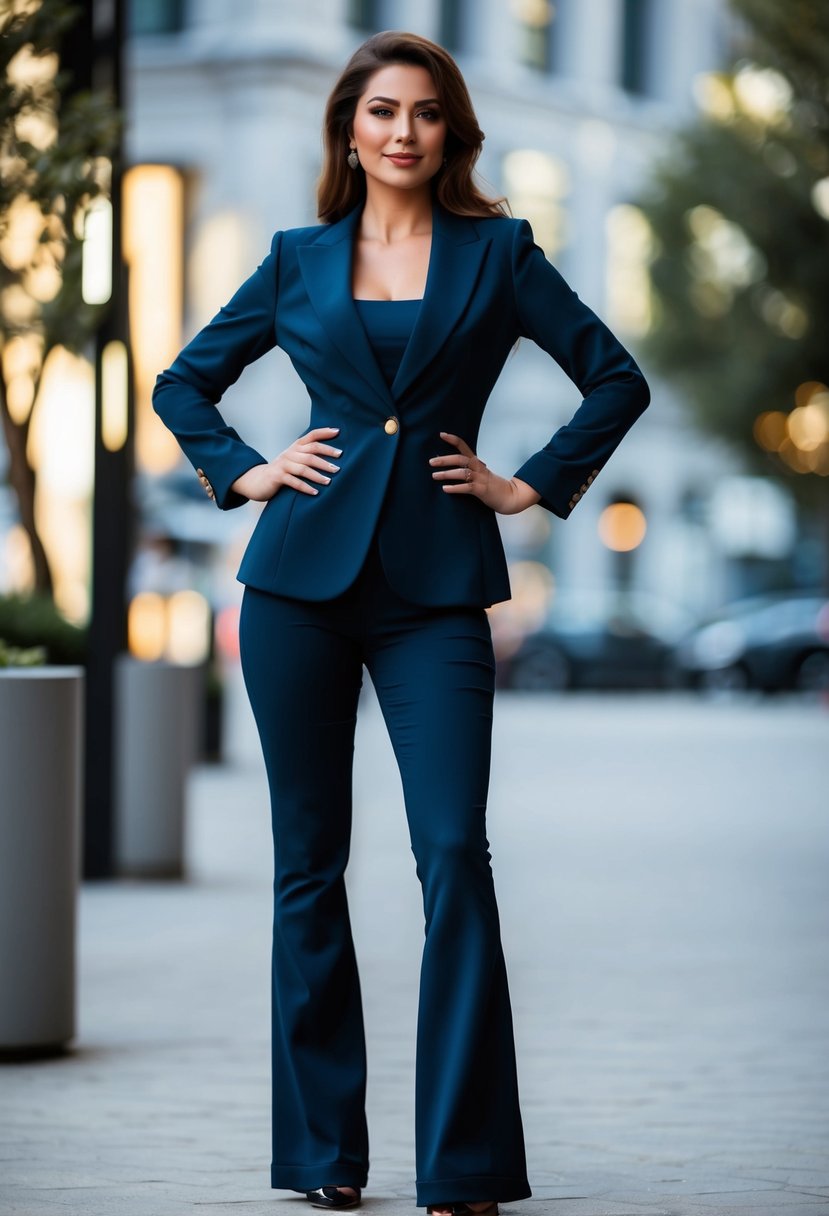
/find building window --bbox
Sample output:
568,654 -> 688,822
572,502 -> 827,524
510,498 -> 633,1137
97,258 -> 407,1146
128,0 -> 184,36
620,0 -> 655,96
605,204 -> 654,338
502,148 -> 570,260
513,0 -> 556,73
439,0 -> 464,53
348,0 -> 381,31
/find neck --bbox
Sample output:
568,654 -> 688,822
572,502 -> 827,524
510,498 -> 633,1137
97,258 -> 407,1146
358,181 -> 434,243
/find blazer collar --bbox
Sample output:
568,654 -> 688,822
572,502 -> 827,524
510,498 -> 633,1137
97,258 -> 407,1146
296,194 -> 492,408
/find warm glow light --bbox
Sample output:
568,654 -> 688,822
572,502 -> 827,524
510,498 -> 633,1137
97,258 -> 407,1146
5,44 -> 58,88
2,525 -> 35,594
686,205 -> 765,293
167,590 -> 212,665
598,502 -> 647,552
123,164 -> 185,474
692,72 -> 735,121
794,381 -> 828,408
811,178 -> 829,222
0,196 -> 44,270
102,340 -> 129,451
6,374 -> 35,426
82,195 -> 113,305
733,65 -> 792,126
22,348 -> 95,623
753,410 -> 788,451
510,0 -> 554,28
788,404 -> 829,451
27,347 -> 95,497
128,592 -> 168,661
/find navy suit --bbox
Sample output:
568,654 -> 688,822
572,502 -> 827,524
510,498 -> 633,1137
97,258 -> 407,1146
152,196 -> 650,608
151,194 -> 650,1206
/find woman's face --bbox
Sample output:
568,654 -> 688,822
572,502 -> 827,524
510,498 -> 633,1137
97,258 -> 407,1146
349,63 -> 448,192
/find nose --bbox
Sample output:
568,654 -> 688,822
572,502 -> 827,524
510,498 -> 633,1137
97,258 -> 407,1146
395,112 -> 415,143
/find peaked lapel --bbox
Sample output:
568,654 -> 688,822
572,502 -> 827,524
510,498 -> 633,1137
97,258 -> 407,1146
296,195 -> 492,408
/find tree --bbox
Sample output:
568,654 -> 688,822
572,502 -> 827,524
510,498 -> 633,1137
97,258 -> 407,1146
634,0 -> 829,537
0,0 -> 121,595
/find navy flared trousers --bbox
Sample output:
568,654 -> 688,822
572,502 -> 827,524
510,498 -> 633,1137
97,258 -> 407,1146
238,526 -> 532,1207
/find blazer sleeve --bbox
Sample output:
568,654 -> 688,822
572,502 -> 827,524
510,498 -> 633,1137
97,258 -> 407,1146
151,229 -> 282,511
509,218 -> 650,519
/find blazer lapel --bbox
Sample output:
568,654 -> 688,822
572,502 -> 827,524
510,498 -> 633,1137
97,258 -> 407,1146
391,202 -> 491,402
296,196 -> 492,408
297,203 -> 390,410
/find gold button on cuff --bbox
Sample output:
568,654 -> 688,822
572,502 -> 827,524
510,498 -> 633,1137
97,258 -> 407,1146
384,416 -> 399,435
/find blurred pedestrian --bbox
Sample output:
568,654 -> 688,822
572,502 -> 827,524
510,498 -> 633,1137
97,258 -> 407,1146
152,29 -> 650,1216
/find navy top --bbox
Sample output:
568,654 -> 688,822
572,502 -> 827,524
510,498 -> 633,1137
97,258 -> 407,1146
353,297 -> 421,388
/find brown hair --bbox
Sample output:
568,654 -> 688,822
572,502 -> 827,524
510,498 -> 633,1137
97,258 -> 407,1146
316,30 -> 510,224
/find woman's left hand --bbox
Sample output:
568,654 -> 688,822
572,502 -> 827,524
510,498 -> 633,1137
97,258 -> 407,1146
429,431 -> 542,515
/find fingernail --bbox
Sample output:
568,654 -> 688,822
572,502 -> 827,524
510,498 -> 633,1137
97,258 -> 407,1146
323,476 -> 331,483
334,448 -> 342,456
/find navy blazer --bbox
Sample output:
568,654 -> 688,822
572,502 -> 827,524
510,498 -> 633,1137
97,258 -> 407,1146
152,196 -> 650,608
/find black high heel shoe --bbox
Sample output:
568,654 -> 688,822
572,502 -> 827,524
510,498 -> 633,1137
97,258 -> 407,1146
305,1186 -> 362,1209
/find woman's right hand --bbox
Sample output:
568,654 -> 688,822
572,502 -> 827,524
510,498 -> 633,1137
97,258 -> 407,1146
231,426 -> 342,501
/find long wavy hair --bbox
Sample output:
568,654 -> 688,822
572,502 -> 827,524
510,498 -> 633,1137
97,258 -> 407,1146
316,30 -> 510,224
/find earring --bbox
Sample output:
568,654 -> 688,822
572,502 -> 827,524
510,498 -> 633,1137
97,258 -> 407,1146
347,147 -> 359,169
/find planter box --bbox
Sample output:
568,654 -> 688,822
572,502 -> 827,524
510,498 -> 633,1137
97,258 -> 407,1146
114,657 -> 203,879
0,667 -> 84,1057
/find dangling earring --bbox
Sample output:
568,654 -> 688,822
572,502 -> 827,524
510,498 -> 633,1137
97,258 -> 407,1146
347,146 -> 360,170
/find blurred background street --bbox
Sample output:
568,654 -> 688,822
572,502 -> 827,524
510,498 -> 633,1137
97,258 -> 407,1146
2,682 -> 828,1215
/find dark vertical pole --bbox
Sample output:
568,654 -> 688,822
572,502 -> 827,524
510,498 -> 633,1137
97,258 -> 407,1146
63,0 -> 134,878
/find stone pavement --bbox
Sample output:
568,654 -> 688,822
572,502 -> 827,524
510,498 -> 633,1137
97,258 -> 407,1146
2,681 -> 829,1216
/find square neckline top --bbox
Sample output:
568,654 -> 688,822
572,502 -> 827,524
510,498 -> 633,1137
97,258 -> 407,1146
352,297 -> 422,389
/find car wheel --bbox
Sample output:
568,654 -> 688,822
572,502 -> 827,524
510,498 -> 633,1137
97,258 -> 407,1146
794,650 -> 829,692
511,647 -> 572,692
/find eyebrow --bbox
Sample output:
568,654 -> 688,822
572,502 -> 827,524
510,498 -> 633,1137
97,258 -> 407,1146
366,95 -> 441,106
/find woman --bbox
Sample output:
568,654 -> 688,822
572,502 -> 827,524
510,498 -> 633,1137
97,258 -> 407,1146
152,29 -> 650,1216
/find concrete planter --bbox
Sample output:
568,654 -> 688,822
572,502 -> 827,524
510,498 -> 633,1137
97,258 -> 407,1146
0,667 -> 84,1057
114,657 -> 203,879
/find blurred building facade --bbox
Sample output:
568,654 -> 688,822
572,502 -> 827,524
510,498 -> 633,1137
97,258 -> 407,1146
125,0 -> 787,630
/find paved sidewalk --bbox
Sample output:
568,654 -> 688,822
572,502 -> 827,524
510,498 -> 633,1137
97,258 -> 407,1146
2,684 -> 829,1216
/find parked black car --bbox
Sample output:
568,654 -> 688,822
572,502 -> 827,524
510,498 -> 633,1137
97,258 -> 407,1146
671,591 -> 829,693
496,588 -> 695,691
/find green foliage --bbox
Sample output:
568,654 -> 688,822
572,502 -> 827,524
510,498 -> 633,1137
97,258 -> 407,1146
633,0 -> 829,513
0,592 -> 86,664
0,639 -> 47,667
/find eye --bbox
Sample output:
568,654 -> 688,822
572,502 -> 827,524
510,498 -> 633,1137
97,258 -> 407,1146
418,109 -> 441,121
369,107 -> 393,117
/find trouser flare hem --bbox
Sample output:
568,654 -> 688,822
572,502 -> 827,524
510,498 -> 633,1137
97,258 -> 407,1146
271,1162 -> 369,1192
416,1175 -> 533,1207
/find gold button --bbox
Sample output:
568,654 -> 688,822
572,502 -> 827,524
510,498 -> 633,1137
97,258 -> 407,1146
384,416 -> 399,435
